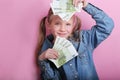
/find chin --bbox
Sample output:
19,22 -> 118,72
59,35 -> 68,38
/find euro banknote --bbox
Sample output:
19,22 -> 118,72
49,36 -> 78,68
50,0 -> 83,21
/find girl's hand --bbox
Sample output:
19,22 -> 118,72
73,0 -> 88,8
39,48 -> 59,60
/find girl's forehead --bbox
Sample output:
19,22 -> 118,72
50,15 -> 61,20
50,15 -> 74,22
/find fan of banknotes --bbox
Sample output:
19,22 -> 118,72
49,36 -> 78,68
50,0 -> 83,21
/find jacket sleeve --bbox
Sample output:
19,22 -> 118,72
81,3 -> 114,49
38,59 -> 61,80
38,39 -> 61,80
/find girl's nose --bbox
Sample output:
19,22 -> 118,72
60,25 -> 66,31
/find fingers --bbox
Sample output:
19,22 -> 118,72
82,0 -> 88,8
73,0 -> 88,7
47,49 -> 59,59
73,0 -> 82,7
41,48 -> 59,60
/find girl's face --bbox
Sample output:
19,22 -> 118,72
48,15 -> 75,39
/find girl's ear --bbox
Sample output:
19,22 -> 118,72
45,18 -> 49,26
45,18 -> 52,35
45,18 -> 51,29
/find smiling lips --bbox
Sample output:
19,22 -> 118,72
57,32 -> 67,37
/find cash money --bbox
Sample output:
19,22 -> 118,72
49,36 -> 78,68
50,0 -> 83,21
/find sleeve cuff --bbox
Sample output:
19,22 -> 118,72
83,3 -> 103,16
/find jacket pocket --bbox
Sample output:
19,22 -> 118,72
79,52 -> 89,65
78,43 -> 89,65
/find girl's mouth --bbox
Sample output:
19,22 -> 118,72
58,33 -> 67,37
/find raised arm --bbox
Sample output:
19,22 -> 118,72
81,3 -> 114,49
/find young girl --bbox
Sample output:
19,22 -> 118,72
36,0 -> 114,80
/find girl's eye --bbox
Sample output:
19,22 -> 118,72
66,23 -> 71,26
55,22 -> 60,25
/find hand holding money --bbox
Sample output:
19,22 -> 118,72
49,36 -> 78,68
73,0 -> 88,7
50,0 -> 84,21
39,48 -> 59,60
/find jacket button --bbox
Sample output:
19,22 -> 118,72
75,75 -> 78,78
70,64 -> 72,66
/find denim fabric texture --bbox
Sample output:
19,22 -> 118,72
38,3 -> 114,80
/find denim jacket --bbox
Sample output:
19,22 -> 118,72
38,3 -> 114,80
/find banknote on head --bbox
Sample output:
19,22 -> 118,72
50,0 -> 83,21
49,36 -> 78,68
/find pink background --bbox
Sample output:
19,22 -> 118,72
0,0 -> 120,80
